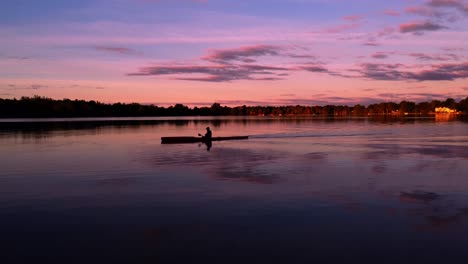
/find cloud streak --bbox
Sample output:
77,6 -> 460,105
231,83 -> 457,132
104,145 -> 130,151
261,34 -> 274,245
128,64 -> 290,82
95,46 -> 140,55
399,21 -> 446,34
408,52 -> 460,61
129,45 -> 329,82
355,62 -> 468,81
202,45 -> 282,64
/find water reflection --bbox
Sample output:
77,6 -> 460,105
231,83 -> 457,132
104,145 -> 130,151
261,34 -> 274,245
143,146 -> 285,184
2,115 -> 467,137
399,191 -> 468,232
1,117 -> 468,262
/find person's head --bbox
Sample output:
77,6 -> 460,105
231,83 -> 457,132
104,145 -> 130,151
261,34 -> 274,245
206,127 -> 210,131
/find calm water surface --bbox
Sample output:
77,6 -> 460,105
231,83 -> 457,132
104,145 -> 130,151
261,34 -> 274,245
1,117 -> 468,263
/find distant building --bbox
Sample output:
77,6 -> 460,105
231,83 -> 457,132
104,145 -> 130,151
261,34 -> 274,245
435,107 -> 457,114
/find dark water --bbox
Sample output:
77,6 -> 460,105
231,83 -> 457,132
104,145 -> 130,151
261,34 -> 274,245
1,116 -> 468,263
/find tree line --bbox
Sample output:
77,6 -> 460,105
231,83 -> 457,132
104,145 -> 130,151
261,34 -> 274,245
0,96 -> 467,118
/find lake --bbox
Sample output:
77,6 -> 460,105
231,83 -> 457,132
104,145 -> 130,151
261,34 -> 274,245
1,116 -> 468,263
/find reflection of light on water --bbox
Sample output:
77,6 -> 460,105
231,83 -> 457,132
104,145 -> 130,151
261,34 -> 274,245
435,113 -> 458,122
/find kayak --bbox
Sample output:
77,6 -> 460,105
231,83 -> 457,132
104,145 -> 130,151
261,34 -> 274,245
161,136 -> 248,144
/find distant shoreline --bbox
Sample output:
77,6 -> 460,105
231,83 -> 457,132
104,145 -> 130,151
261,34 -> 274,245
1,96 -> 467,118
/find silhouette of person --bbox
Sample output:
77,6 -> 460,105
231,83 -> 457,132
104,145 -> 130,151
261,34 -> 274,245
203,127 -> 212,151
204,127 -> 212,140
198,127 -> 212,151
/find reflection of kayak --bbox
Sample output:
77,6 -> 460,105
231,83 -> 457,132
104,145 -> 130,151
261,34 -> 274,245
161,136 -> 248,144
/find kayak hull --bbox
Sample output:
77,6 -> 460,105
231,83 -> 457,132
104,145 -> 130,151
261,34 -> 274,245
161,136 -> 248,144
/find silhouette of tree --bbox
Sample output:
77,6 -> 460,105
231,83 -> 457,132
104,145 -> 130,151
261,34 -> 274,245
0,96 -> 466,118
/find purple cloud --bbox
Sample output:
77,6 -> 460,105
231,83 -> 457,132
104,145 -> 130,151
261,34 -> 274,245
408,52 -> 459,61
355,62 -> 468,81
363,42 -> 381,47
7,56 -> 30,60
405,6 -> 445,17
202,45 -> 319,64
399,21 -> 446,33
343,15 -> 364,21
296,64 -> 329,72
383,9 -> 401,16
202,45 -> 282,64
286,54 -> 317,59
372,52 -> 389,59
129,61 -> 333,82
404,0 -> 467,23
128,64 -> 290,82
95,46 -> 140,55
6,84 -> 47,90
428,0 -> 468,13
325,23 -> 360,33
129,44 -> 328,82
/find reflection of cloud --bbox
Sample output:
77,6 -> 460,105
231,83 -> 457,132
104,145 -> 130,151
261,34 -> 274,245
424,209 -> 468,230
371,165 -> 386,174
364,143 -> 468,159
398,190 -> 468,232
143,147 -> 285,184
95,177 -> 140,186
303,152 -> 328,160
400,191 -> 440,203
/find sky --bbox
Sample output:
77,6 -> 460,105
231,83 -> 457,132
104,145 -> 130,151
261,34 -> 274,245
0,0 -> 467,106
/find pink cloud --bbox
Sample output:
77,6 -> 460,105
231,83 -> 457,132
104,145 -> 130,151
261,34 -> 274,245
405,6 -> 444,17
325,23 -> 361,34
371,52 -> 389,59
95,46 -> 140,55
343,15 -> 363,21
408,52 -> 460,61
383,9 -> 401,16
